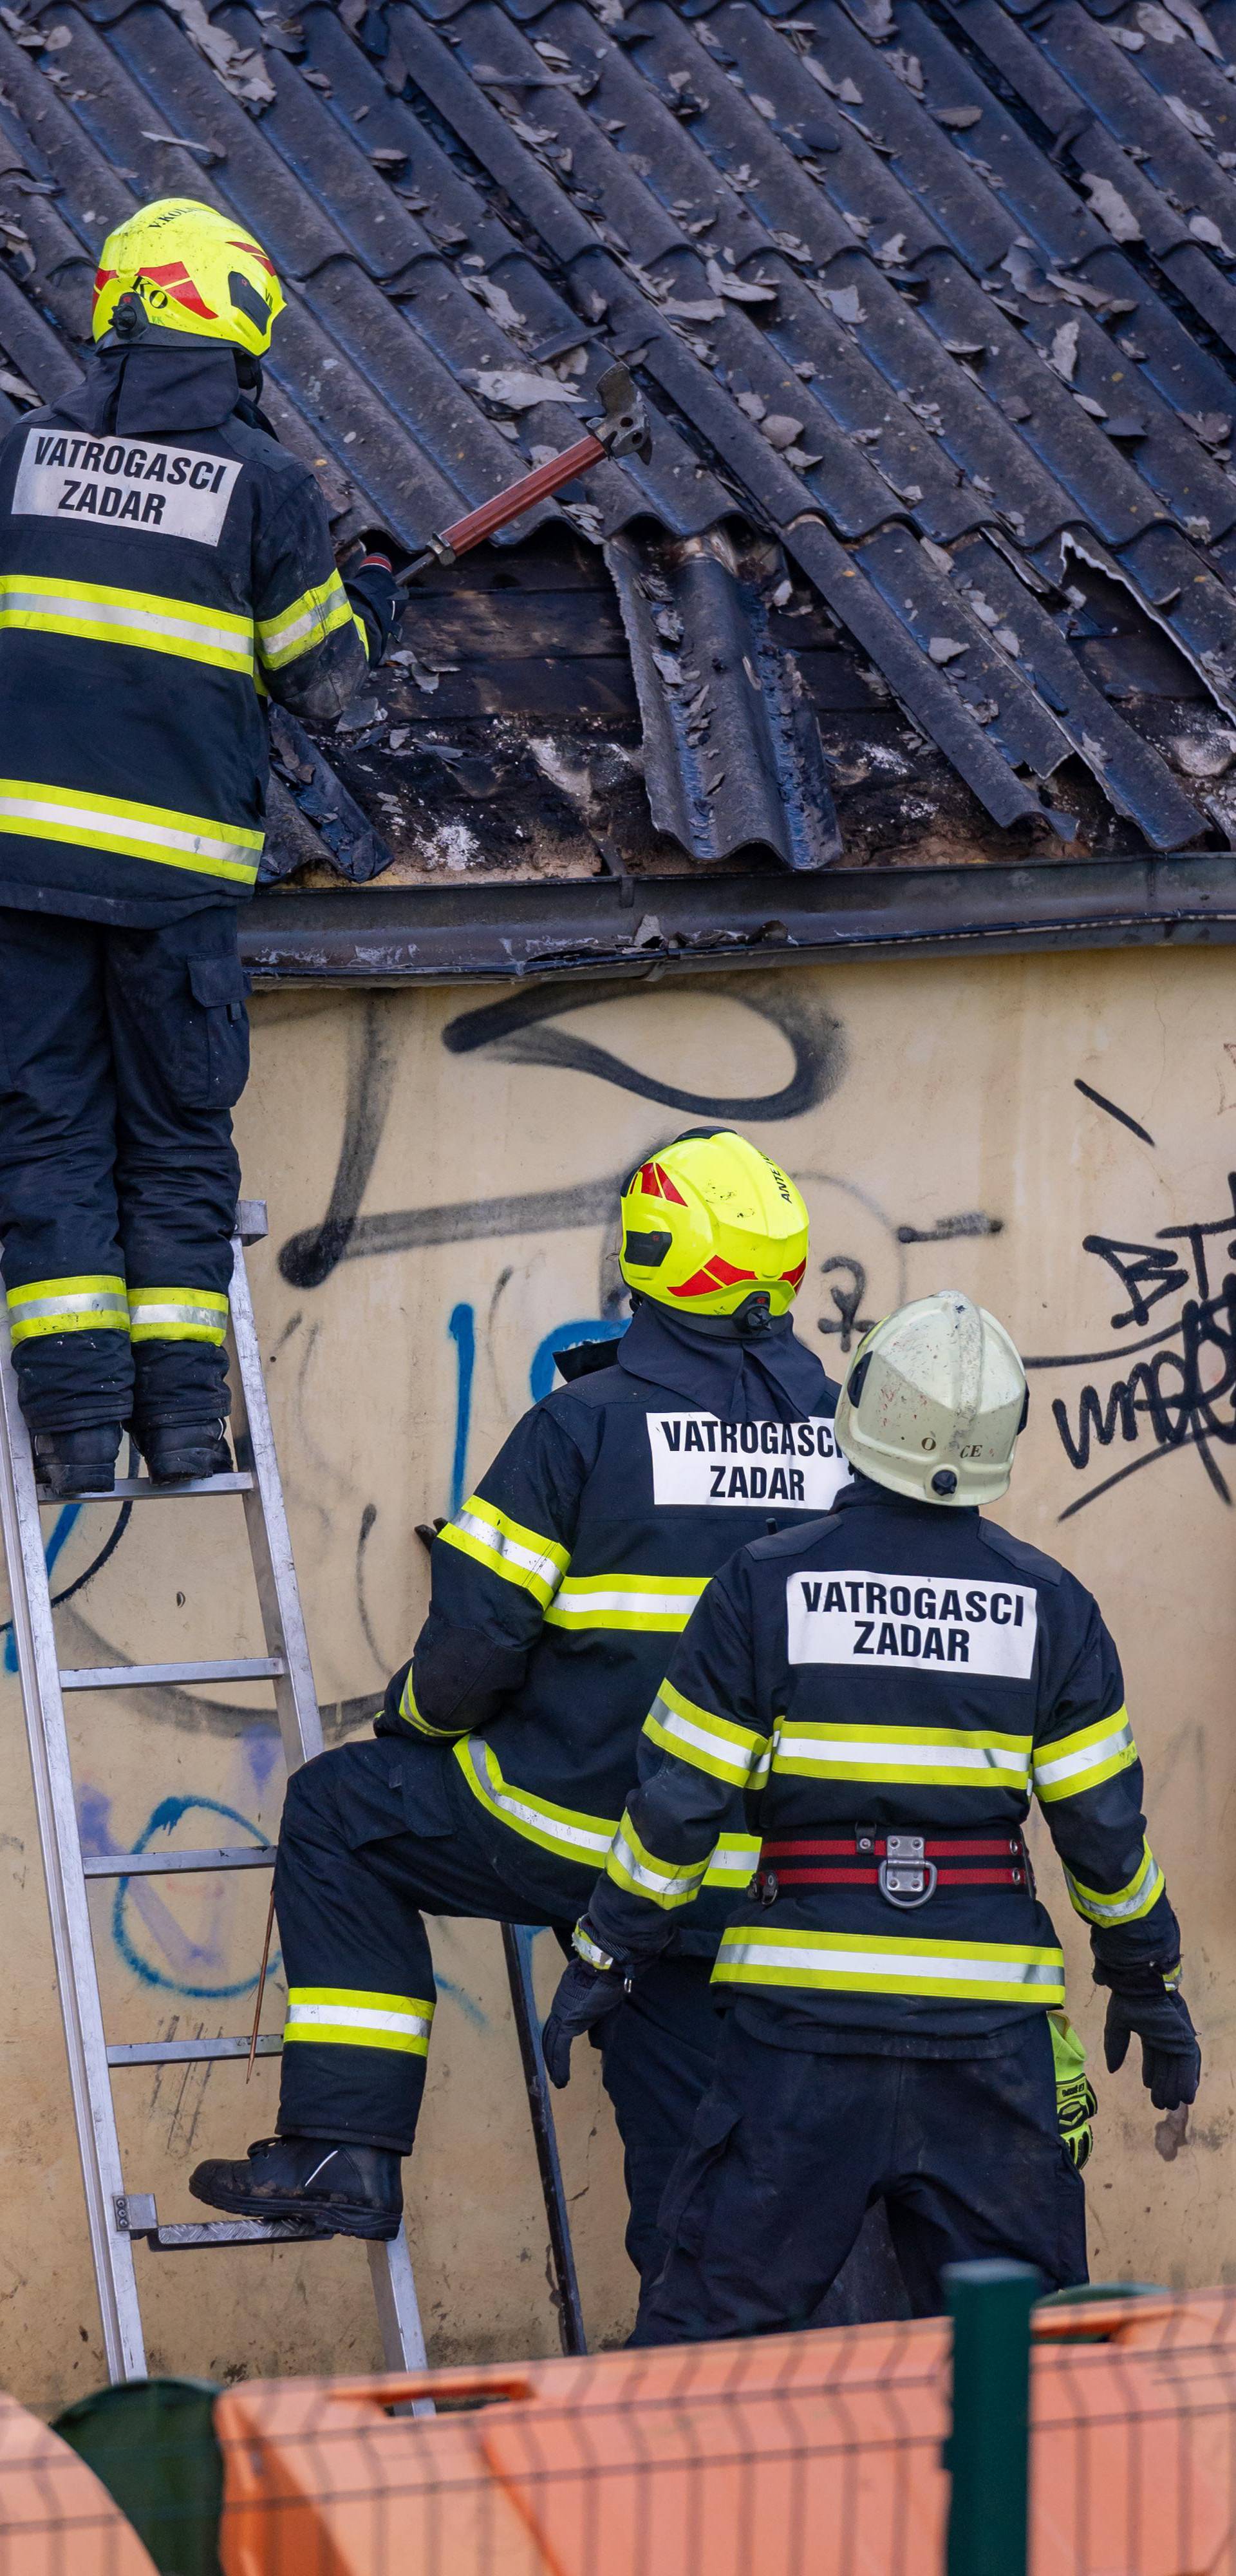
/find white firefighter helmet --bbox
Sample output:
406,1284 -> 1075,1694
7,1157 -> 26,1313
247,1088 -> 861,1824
834,1291 -> 1028,1506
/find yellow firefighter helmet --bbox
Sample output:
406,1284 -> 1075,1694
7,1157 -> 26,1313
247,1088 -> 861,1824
93,198 -> 285,357
618,1129 -> 810,1327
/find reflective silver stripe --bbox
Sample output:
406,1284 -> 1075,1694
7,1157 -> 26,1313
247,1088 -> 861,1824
453,1508 -> 565,1593
0,793 -> 257,869
705,1842 -> 759,1880
775,1734 -> 1031,1777
286,2002 -> 433,2041
469,1744 -> 612,1860
550,1586 -> 704,1618
610,1830 -> 707,1903
1034,1721 -> 1134,1790
720,1939 -> 1063,1989
128,1301 -> 226,1332
574,1926 -> 614,1971
0,590 -> 252,656
1064,1862 -> 1165,1924
6,1289 -> 128,1321
264,599 -> 341,652
648,1696 -> 762,1779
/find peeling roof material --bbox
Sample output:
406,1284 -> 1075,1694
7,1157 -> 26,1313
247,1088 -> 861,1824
0,0 -> 1233,867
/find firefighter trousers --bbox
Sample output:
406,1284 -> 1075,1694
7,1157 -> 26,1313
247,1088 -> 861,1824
633,2010 -> 1088,2343
274,1738 -> 907,2311
0,904 -> 248,1432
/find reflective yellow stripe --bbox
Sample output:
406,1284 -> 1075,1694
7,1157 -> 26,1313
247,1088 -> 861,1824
283,1985 -> 434,2056
456,1739 -> 753,1888
607,1809 -> 711,1911
1034,1705 -> 1136,1803
574,1923 -> 614,1971
773,1721 -> 1033,1792
455,1738 -> 613,1865
1063,1840 -> 1165,1927
395,1667 -> 467,1743
642,1678 -> 766,1788
545,1573 -> 707,1633
439,1495 -> 568,1609
713,1925 -> 1065,2004
258,569 -> 353,669
705,1832 -> 760,1887
0,781 -> 262,886
127,1286 -> 228,1345
0,574 -> 254,673
6,1273 -> 129,1342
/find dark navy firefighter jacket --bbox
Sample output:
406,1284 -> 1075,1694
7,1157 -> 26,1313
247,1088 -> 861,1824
583,1474 -> 1181,2038
0,341 -> 375,927
377,1300 -> 845,1942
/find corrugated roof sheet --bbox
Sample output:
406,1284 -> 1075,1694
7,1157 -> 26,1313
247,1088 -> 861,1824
0,0 -> 1235,867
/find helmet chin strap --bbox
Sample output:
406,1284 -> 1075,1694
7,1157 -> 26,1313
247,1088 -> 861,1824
650,1293 -> 780,1343
99,292 -> 254,375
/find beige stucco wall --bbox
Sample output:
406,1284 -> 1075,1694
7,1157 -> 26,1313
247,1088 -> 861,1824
0,940 -> 1231,2406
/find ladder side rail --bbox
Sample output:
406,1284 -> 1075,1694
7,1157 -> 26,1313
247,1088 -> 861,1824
501,1926 -> 587,2356
0,1316 -> 146,2380
226,1235 -> 324,1772
228,1232 -> 432,2385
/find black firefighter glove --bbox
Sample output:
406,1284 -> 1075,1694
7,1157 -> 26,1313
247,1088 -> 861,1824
543,1946 -> 630,2090
344,536 -> 406,663
1096,1963 -> 1201,2111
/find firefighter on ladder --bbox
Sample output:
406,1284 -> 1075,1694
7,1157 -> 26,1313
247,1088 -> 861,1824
191,1130 -> 896,2312
0,198 -> 400,1494
544,1290 -> 1201,2338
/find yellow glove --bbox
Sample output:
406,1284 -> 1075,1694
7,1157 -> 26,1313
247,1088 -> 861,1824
1051,2009 -> 1098,2170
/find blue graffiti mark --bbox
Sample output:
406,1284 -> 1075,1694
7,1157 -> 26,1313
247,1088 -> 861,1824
434,1973 -> 487,2029
79,1792 -> 278,2000
447,1302 -> 475,1515
3,1503 -> 80,1672
243,1723 -> 282,1796
529,1318 -> 627,1405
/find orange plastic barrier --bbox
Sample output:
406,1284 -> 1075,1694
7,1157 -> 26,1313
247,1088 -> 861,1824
214,2292 -> 1236,2576
0,2388 -> 158,2573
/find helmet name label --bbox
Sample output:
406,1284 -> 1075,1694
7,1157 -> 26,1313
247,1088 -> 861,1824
14,428 -> 243,546
787,1569 -> 1038,1677
648,1413 -> 845,1511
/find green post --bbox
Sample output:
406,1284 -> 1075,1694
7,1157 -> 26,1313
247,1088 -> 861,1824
943,2259 -> 1038,2576
53,2378 -> 223,2576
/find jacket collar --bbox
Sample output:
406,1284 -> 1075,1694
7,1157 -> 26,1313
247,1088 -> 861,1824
616,1301 -> 829,1421
834,1470 -> 980,1522
52,345 -> 243,439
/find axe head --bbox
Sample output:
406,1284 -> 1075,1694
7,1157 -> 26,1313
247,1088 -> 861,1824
591,361 -> 652,463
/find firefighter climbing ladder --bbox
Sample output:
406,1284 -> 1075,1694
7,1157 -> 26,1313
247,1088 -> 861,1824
0,1201 -> 433,2383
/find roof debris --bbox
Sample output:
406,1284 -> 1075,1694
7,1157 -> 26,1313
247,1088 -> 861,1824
0,0 -> 1228,877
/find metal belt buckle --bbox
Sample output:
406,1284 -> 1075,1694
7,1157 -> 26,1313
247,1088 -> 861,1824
879,1832 -> 938,1909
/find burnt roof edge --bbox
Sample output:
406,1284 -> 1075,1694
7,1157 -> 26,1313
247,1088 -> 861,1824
241,857 -> 1236,985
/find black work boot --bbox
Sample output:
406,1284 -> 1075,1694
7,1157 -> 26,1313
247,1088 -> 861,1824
32,1423 -> 123,1498
136,1419 -> 231,1484
189,2136 -> 403,2241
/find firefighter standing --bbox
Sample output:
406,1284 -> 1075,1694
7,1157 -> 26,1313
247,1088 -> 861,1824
545,1290 -> 1201,2338
189,1130 -> 876,2293
0,198 -> 400,1493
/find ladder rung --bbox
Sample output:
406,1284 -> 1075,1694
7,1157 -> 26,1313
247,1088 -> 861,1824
37,1471 -> 253,1502
61,1657 -> 283,1692
115,2191 -> 319,2252
147,2220 -> 321,2250
84,1846 -> 276,1880
108,2036 -> 282,2067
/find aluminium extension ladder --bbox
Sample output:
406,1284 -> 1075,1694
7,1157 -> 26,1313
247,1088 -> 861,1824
0,1200 -> 431,2383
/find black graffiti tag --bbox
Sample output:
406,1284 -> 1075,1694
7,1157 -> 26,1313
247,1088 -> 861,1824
1042,1176 -> 1236,1517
